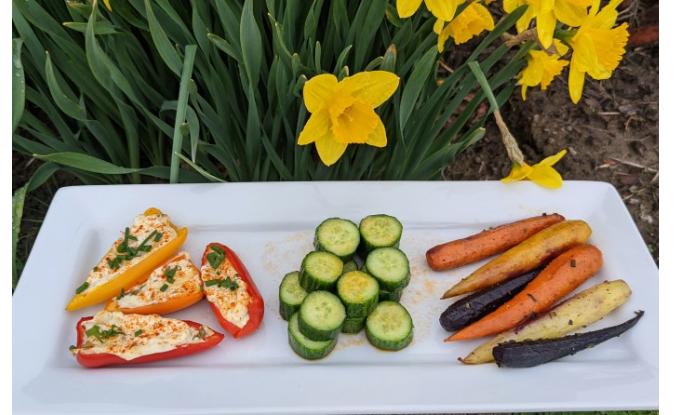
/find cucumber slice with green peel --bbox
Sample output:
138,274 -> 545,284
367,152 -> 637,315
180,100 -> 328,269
342,259 -> 358,274
379,287 -> 403,302
315,218 -> 360,261
359,214 -> 403,252
298,291 -> 346,341
279,271 -> 308,320
337,271 -> 379,318
366,301 -> 414,351
300,251 -> 344,292
365,247 -> 411,292
342,317 -> 366,334
288,313 -> 337,360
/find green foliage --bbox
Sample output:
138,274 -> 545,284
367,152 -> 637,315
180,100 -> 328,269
12,0 -> 529,184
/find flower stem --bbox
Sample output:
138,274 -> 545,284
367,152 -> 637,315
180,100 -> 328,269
493,109 -> 525,165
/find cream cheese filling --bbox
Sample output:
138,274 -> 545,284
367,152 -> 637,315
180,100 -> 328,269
83,213 -> 178,292
114,252 -> 201,309
201,257 -> 251,328
78,311 -> 212,361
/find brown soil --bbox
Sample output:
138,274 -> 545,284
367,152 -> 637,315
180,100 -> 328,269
445,42 -> 659,263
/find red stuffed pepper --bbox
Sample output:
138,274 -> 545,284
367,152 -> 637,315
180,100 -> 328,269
70,311 -> 224,368
200,243 -> 264,338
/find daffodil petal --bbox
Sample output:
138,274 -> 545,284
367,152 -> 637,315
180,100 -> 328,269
315,134 -> 348,167
501,162 -> 533,183
536,10 -> 557,48
425,0 -> 462,21
503,0 -> 523,13
554,0 -> 592,27
102,0 -> 112,11
397,0 -> 423,18
528,164 -> 564,189
339,71 -> 400,108
433,19 -> 445,34
515,6 -> 535,33
298,110 -> 330,145
553,39 -> 570,56
365,116 -> 387,148
303,74 -> 338,113
568,66 -> 585,104
538,149 -> 567,167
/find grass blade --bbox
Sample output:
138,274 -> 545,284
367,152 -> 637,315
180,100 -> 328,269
34,152 -> 142,174
12,39 -> 25,132
169,44 -> 198,183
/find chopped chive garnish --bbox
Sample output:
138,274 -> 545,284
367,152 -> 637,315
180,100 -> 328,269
207,246 -> 226,269
160,283 -> 169,292
107,229 -> 164,271
75,281 -> 89,294
204,277 -> 238,290
92,266 -> 98,272
134,329 -> 143,337
69,345 -> 76,351
117,288 -> 126,299
86,325 -> 123,342
164,266 -> 178,283
223,277 -> 238,290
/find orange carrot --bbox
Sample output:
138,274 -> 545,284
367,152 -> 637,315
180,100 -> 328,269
446,244 -> 603,341
426,213 -> 564,271
442,220 -> 592,298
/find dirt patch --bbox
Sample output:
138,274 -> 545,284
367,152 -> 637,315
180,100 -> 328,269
446,43 -> 659,263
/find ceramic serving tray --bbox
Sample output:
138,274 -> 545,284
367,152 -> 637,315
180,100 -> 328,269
13,181 -> 658,414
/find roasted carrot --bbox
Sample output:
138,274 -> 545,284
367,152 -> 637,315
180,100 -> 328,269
426,213 -> 564,271
445,244 -> 603,341
441,220 -> 591,298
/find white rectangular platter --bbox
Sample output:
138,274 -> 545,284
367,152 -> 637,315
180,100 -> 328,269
13,181 -> 658,414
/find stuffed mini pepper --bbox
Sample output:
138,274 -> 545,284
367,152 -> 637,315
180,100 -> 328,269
106,252 -> 203,315
66,208 -> 188,311
70,311 -> 223,368
200,243 -> 264,338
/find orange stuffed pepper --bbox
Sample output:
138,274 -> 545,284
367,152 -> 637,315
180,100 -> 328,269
106,252 -> 203,315
66,208 -> 188,311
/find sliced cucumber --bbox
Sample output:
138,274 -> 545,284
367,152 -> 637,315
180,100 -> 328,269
279,271 -> 308,321
300,251 -> 344,292
365,247 -> 411,292
342,317 -> 366,334
379,287 -> 403,302
342,259 -> 358,274
359,214 -> 403,252
337,271 -> 379,318
315,218 -> 360,261
298,291 -> 346,341
288,313 -> 337,360
366,301 -> 414,351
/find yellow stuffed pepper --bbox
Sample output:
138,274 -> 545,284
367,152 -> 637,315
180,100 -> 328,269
66,208 -> 188,311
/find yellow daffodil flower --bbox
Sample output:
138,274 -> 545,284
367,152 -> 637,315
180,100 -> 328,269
297,71 -> 399,166
397,0 -> 465,21
504,0 -> 592,48
102,0 -> 112,11
568,0 -> 629,103
434,3 -> 494,50
518,40 -> 569,99
502,149 -> 567,189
